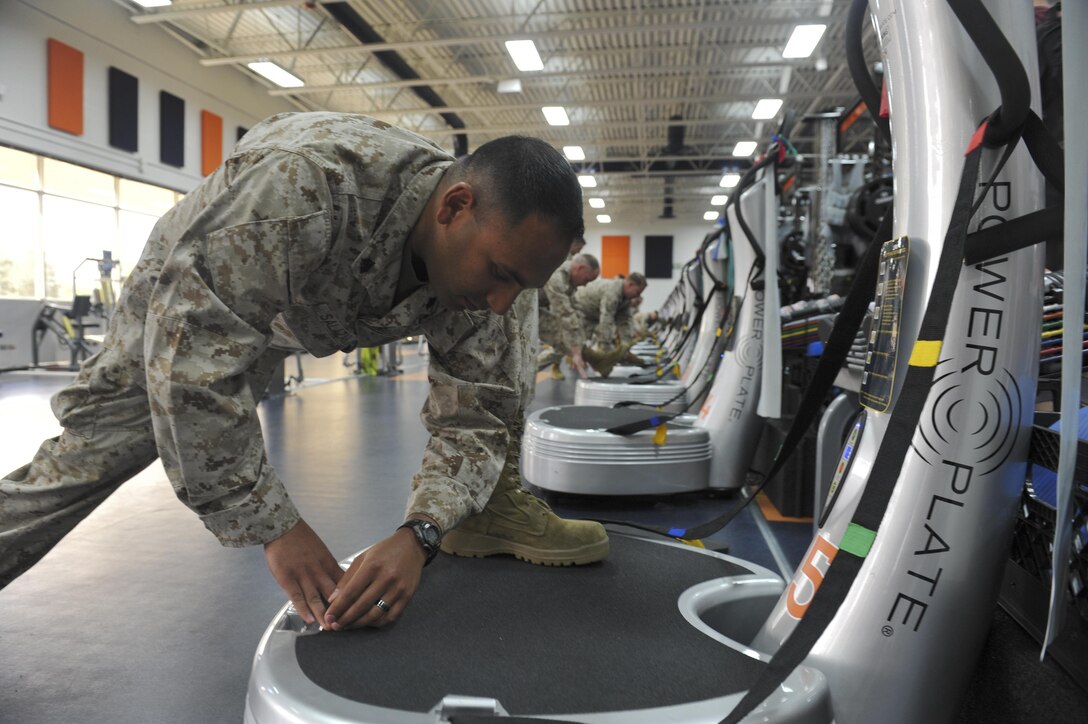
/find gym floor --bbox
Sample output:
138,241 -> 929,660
0,347 -> 1083,723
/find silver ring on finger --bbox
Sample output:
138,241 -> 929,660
374,598 -> 391,613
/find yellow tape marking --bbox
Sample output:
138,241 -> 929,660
908,340 -> 941,367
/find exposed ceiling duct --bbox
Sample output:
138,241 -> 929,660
321,2 -> 469,157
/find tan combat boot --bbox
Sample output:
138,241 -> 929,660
580,346 -> 614,377
441,441 -> 609,566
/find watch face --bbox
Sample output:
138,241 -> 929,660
419,523 -> 440,548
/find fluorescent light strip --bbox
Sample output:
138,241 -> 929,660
247,61 -> 304,88
752,98 -> 783,120
542,106 -> 570,126
704,211 -> 720,221
132,0 -> 172,7
783,24 -> 827,59
733,141 -> 758,157
588,198 -> 605,208
563,145 -> 585,161
578,175 -> 597,188
720,173 -> 742,188
711,195 -> 728,206
596,214 -> 611,223
505,40 -> 544,71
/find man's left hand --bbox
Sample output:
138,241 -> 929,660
323,528 -> 426,629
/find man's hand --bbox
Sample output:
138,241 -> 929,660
323,528 -> 426,630
264,519 -> 344,627
570,345 -> 588,379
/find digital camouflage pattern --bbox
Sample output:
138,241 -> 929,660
573,277 -> 629,346
537,260 -> 585,355
0,112 -> 536,587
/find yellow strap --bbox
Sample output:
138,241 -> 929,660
908,340 -> 941,367
653,423 -> 667,446
676,537 -> 706,548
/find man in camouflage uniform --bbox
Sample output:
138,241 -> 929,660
0,112 -> 608,632
574,273 -> 647,376
537,252 -> 600,379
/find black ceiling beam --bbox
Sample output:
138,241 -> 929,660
322,2 -> 469,157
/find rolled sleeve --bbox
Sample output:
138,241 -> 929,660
543,273 -> 585,351
597,291 -> 619,343
144,150 -> 331,546
408,294 -> 536,532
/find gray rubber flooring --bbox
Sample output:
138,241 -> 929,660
1,349 -> 1083,722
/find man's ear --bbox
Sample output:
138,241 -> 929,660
436,182 -> 475,225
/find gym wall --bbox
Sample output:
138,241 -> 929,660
0,0 -> 295,192
0,0 -> 297,368
581,219 -> 718,311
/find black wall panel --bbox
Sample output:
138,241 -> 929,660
159,91 -> 185,168
107,67 -> 138,152
645,235 -> 674,278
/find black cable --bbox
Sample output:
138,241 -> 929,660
846,0 -> 891,144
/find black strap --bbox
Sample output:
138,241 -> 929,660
963,205 -> 1063,265
721,121 -> 987,724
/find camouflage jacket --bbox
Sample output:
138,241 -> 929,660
130,112 -> 533,545
537,260 -> 585,349
573,277 -> 626,344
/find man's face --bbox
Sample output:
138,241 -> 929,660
622,278 -> 644,299
429,183 -> 569,314
569,262 -> 599,287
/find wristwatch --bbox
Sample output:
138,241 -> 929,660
397,520 -> 441,566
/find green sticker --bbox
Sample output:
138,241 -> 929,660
840,522 -> 876,558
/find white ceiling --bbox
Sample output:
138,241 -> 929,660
122,0 -> 879,225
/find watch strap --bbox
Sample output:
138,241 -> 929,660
397,520 -> 440,566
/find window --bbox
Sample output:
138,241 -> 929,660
0,186 -> 40,297
0,146 -> 181,300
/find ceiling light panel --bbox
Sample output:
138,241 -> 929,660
578,175 -> 597,188
782,25 -> 827,59
596,214 -> 611,223
564,146 -> 586,161
588,198 -> 606,208
247,61 -> 304,88
505,40 -> 544,71
733,141 -> 758,157
720,173 -> 742,188
752,98 -> 784,120
542,106 -> 570,126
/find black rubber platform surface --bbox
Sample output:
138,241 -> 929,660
296,535 -> 765,715
538,405 -> 688,430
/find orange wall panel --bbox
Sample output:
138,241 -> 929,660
201,110 -> 224,176
601,235 -> 630,278
47,39 -> 83,136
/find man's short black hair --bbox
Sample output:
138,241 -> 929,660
449,136 -> 585,243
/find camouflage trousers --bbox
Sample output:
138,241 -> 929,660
536,310 -> 571,368
0,347 -> 287,590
